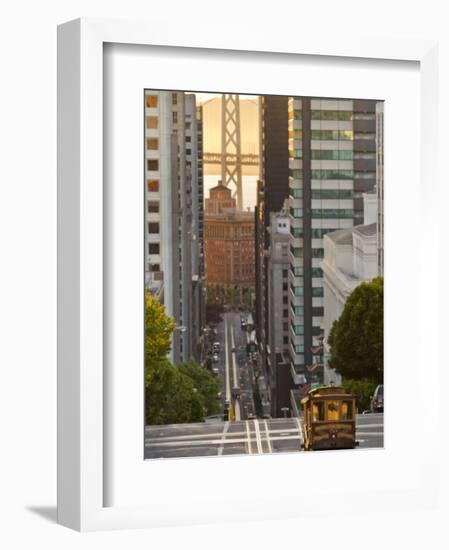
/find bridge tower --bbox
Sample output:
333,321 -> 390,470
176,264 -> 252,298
221,94 -> 243,210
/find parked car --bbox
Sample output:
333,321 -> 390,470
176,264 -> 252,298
370,384 -> 384,413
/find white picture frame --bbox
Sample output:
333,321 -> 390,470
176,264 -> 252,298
57,17 -> 444,532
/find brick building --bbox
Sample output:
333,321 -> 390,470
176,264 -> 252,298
204,183 -> 255,290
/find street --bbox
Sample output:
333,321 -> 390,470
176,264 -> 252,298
145,310 -> 384,459
145,414 -> 384,459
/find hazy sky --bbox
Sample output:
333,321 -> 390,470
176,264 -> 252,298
192,92 -> 258,104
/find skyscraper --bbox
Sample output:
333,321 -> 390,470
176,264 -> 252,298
144,90 -> 203,363
287,97 -> 381,386
255,96 -> 289,368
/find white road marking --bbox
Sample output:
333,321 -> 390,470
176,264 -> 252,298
145,434 -> 302,448
224,318 -> 231,401
254,420 -> 263,454
264,420 -> 273,453
295,417 -> 303,439
230,323 -> 241,421
246,421 -> 253,454
218,422 -> 230,455
146,427 -> 302,443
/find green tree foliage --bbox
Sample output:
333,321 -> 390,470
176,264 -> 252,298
145,290 -> 176,388
328,277 -> 383,383
178,360 -> 221,417
342,378 -> 378,413
144,291 -> 220,425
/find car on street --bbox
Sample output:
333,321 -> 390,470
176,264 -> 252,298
370,384 -> 384,412
231,387 -> 241,399
212,365 -> 219,374
231,347 -> 236,353
212,354 -> 219,362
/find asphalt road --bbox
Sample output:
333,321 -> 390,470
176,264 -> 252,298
145,310 -> 384,459
145,413 -> 384,459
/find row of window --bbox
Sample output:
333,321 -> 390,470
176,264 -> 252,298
290,266 -> 322,278
311,189 -> 353,199
312,208 -> 354,219
292,109 -> 353,121
312,169 -> 354,180
311,130 -> 354,141
291,305 -> 324,318
290,189 -> 353,200
311,149 -> 354,160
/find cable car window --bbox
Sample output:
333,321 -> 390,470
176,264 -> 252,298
312,401 -> 325,421
327,400 -> 340,421
341,401 -> 353,420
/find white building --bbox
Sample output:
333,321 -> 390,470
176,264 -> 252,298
144,90 -> 202,363
321,219 -> 379,385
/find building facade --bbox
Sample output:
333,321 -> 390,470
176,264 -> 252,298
204,183 -> 255,291
265,209 -> 294,417
255,95 -> 290,378
287,97 -> 381,387
144,90 -> 203,363
321,221 -> 379,384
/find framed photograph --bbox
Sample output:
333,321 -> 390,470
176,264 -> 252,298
58,18 -> 442,531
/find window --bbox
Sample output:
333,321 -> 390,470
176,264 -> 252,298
291,227 -> 303,238
172,111 -> 178,124
290,188 -> 303,199
294,324 -> 304,335
288,129 -> 303,139
151,263 -> 160,272
146,116 -> 158,129
311,110 -> 353,121
327,400 -> 340,421
311,170 -> 354,180
282,282 -> 288,291
282,269 -> 288,278
289,169 -> 303,180
146,95 -> 158,108
312,307 -> 324,317
293,110 -> 302,120
293,266 -> 304,277
312,209 -> 354,219
147,201 -> 159,213
311,130 -> 353,141
312,287 -> 324,297
312,248 -> 324,259
341,401 -> 353,420
147,223 -> 159,234
283,296 -> 288,305
311,189 -> 353,199
291,285 -> 304,297
294,344 -> 304,354
146,179 -> 159,192
283,309 -> 288,318
312,401 -> 325,421
147,159 -> 159,171
148,243 -> 160,254
283,322 -> 288,331
294,306 -> 304,316
146,137 -> 159,150
311,149 -> 353,160
172,93 -> 178,105
283,336 -> 289,345
290,246 -> 303,258
290,208 -> 303,219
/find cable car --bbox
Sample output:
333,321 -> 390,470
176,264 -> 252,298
301,386 -> 358,451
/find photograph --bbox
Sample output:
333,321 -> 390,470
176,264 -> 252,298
144,90 -> 384,459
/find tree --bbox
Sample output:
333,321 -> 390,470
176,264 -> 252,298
145,290 -> 176,388
328,277 -> 383,384
178,360 -> 221,417
342,378 -> 378,413
145,291 -> 220,425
